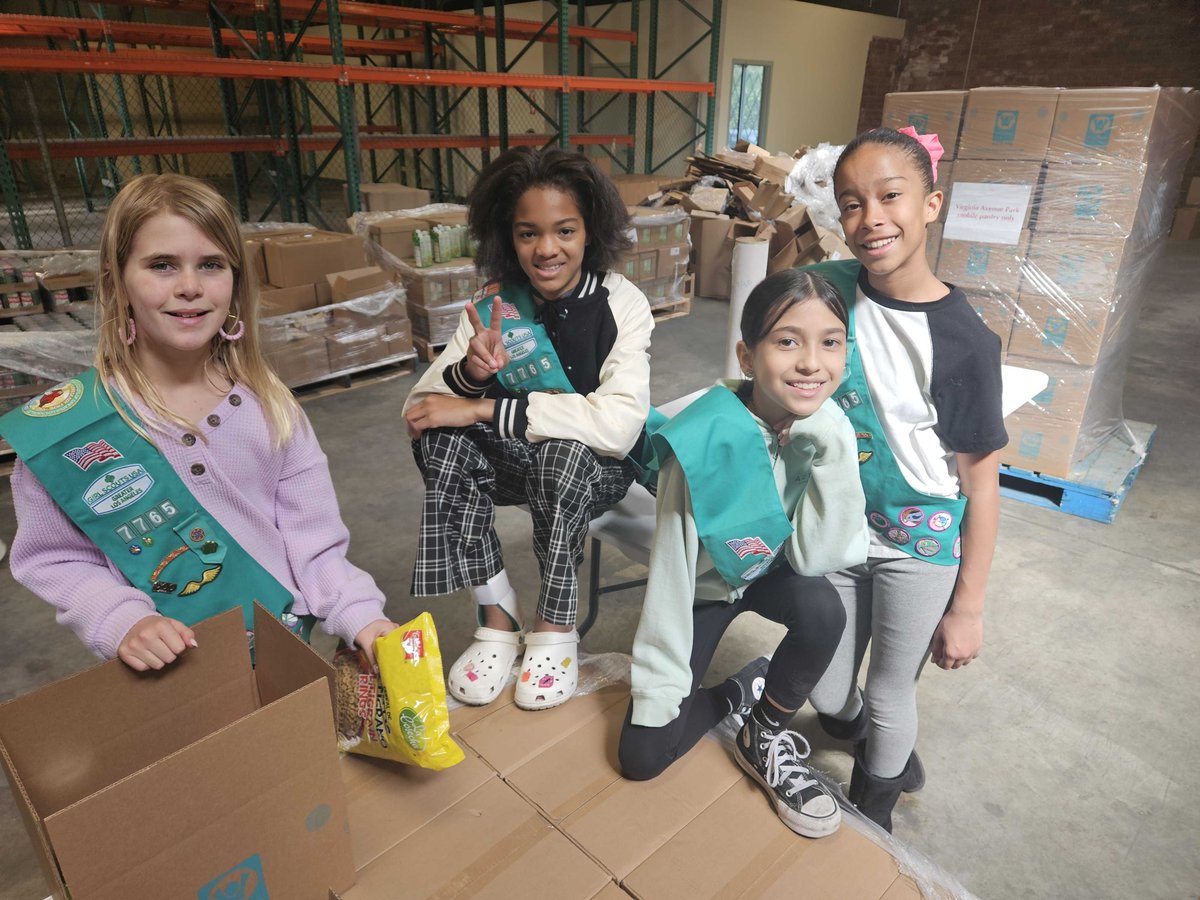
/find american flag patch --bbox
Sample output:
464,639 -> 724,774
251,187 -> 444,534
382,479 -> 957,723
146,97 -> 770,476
63,440 -> 123,471
726,536 -> 773,559
499,301 -> 520,320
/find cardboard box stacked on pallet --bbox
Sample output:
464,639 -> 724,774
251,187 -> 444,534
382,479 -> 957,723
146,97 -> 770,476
617,206 -> 693,311
1170,175 -> 1200,239
243,225 -> 414,388
889,86 -> 1200,477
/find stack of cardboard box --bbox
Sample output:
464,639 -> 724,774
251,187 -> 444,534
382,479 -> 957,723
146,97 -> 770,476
345,181 -> 432,214
243,226 -> 414,388
1170,176 -> 1200,239
888,86 -> 1200,477
615,206 -> 692,309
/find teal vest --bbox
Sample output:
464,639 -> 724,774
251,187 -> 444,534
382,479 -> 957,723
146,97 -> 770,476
802,260 -> 965,565
650,386 -> 794,587
474,280 -> 667,483
0,370 -> 311,638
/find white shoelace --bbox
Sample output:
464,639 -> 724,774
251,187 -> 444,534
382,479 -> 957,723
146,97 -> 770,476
761,729 -> 818,799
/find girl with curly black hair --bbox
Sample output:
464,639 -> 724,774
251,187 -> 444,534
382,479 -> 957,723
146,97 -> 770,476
404,146 -> 654,711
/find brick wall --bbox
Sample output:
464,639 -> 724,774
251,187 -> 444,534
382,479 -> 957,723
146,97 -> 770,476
876,0 -> 1200,195
857,37 -> 902,133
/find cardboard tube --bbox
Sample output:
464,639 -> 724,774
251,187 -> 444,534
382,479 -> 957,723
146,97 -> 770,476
726,236 -> 770,378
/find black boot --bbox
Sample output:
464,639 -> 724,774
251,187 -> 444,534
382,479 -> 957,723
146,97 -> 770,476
848,746 -> 909,833
818,705 -> 925,794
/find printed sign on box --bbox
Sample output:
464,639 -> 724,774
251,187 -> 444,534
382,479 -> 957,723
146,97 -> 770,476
944,182 -> 1032,245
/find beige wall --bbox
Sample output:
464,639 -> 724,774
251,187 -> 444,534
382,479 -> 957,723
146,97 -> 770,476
718,0 -> 905,153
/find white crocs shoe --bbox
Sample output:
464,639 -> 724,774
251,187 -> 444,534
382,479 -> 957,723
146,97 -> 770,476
446,626 -> 522,706
514,629 -> 579,711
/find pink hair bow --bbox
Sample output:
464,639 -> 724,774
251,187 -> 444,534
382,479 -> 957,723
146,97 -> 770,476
897,126 -> 944,184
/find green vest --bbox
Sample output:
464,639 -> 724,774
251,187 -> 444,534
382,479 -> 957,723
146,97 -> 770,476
0,370 -> 311,639
802,260 -> 965,565
650,385 -> 794,587
474,280 -> 667,483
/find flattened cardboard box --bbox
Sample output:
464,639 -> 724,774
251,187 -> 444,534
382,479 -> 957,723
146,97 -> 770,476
0,605 -> 353,900
335,680 -> 928,899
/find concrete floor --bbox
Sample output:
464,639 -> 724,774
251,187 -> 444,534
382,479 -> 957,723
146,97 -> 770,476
1,244 -> 1199,899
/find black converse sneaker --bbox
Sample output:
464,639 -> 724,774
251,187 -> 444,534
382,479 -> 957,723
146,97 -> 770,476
724,656 -> 770,727
735,714 -> 841,838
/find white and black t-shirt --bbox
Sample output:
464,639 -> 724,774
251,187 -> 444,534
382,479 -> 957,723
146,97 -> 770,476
854,270 -> 1006,554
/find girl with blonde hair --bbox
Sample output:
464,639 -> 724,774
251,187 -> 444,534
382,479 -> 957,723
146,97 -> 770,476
2,173 -> 396,670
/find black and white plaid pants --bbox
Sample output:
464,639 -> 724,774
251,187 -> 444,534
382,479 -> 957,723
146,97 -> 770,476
411,424 -> 637,625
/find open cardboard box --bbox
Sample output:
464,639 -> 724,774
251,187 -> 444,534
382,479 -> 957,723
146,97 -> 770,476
0,605 -> 354,900
336,679 -> 931,899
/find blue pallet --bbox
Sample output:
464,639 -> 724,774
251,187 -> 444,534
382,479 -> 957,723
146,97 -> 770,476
999,421 -> 1157,524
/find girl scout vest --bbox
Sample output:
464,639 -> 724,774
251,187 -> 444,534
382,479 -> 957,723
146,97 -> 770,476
474,280 -> 666,480
802,259 -> 965,565
0,370 -> 309,638
649,385 -> 793,588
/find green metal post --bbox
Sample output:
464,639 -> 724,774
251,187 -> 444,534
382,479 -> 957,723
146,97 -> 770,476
22,73 -> 73,247
495,1 -> 509,153
254,8 -> 293,221
576,0 -> 585,144
208,13 -> 251,222
627,0 -> 639,174
359,26 -> 379,183
328,0 -> 364,214
94,7 -> 142,176
645,0 -> 658,173
706,0 -> 722,155
557,0 -> 569,149
475,0 -> 492,167
0,142 -> 33,250
422,24 -> 443,201
270,4 -> 307,223
49,71 -> 96,211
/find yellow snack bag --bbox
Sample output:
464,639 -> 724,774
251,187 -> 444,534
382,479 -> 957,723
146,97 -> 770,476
334,611 -> 464,770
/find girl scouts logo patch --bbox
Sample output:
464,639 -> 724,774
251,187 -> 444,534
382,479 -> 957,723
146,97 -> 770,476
899,507 -> 924,527
83,464 -> 155,515
929,511 -> 954,532
502,326 -> 538,360
22,379 -> 84,417
915,538 -> 941,557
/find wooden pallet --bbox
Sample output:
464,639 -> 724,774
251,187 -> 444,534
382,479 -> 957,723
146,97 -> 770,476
999,420 -> 1156,524
650,295 -> 691,322
414,335 -> 448,363
293,352 -> 418,402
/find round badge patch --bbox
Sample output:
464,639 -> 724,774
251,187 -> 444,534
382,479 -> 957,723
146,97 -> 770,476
915,538 -> 941,557
929,511 -> 954,532
953,535 -> 962,559
899,506 -> 924,528
868,511 -> 890,530
885,527 -> 911,546
190,528 -> 206,542
21,379 -> 85,417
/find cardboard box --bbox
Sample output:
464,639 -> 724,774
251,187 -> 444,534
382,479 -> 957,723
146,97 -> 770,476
384,317 -> 413,357
1021,232 -> 1130,302
933,159 -> 954,220
260,282 -> 319,317
1009,290 -> 1114,366
1036,163 -> 1142,236
332,682 -> 928,899
1170,206 -> 1200,240
1005,354 -> 1097,421
264,232 -> 362,288
327,325 -> 388,373
682,186 -> 729,213
881,90 -> 968,159
368,216 -> 431,261
1187,176 -> 1200,207
326,266 -> 390,303
962,288 -> 1016,348
925,221 -> 944,271
946,160 -> 1043,229
406,300 -> 466,344
354,182 -> 432,213
1047,87 -> 1171,165
999,408 -> 1086,477
753,153 -> 796,185
0,606 -> 353,900
611,174 -> 669,206
0,281 -> 40,310
637,249 -> 659,283
423,209 -> 469,228
935,229 -> 1030,293
958,87 -> 1060,160
689,212 -> 757,299
266,328 -> 332,387
656,242 -> 690,279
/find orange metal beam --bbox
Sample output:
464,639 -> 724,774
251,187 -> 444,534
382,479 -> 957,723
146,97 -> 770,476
3,132 -> 634,159
0,13 -> 425,57
0,48 -> 714,94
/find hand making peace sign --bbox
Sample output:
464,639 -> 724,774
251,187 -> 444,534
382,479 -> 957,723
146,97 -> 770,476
464,297 -> 510,382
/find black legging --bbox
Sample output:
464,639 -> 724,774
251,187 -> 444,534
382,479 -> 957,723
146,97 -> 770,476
619,563 -> 846,781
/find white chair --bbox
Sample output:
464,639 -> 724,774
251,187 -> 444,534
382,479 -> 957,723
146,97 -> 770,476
576,366 -> 1048,637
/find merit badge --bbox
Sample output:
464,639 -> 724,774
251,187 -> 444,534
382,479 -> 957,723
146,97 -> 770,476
858,450 -> 874,465
21,379 -> 85,418
929,511 -> 954,532
62,439 -> 123,471
915,538 -> 941,557
899,507 -> 925,528
868,511 -> 890,530
190,528 -> 206,542
741,557 -> 775,581
855,431 -> 873,441
953,536 -> 962,559
885,527 -> 911,546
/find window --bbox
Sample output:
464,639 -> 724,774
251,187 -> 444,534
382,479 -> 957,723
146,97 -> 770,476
728,62 -> 770,147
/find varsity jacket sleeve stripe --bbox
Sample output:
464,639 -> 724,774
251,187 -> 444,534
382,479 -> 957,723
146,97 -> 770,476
443,359 -> 492,397
523,273 -> 654,458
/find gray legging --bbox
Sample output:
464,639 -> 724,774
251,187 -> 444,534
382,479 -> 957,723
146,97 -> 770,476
808,554 -> 960,778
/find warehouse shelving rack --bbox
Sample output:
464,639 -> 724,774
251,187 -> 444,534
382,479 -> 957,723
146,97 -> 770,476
0,0 -> 720,250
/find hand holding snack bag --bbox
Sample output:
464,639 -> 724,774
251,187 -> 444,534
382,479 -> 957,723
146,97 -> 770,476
335,611 -> 464,770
